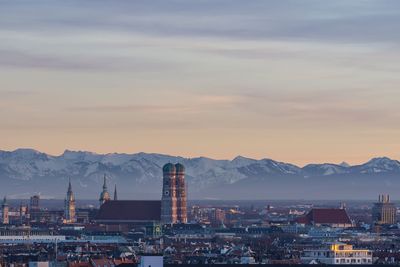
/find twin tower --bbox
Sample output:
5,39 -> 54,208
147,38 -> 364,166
161,163 -> 187,224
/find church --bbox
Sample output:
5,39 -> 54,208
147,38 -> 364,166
93,163 -> 187,232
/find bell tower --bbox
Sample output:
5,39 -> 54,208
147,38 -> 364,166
175,163 -> 187,223
161,163 -> 177,224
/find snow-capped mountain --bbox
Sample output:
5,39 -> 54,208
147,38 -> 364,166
0,149 -> 399,200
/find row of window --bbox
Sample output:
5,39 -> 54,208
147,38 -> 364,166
335,258 -> 372,264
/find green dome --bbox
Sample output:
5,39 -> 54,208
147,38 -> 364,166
175,163 -> 185,173
163,163 -> 176,173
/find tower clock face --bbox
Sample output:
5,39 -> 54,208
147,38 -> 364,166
165,191 -> 170,196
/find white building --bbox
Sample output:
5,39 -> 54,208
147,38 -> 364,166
301,243 -> 373,265
139,255 -> 163,267
0,235 -> 66,244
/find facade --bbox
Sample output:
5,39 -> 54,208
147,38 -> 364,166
372,194 -> 396,225
296,208 -> 353,228
161,163 -> 177,224
175,163 -> 187,223
161,163 -> 187,224
99,174 -> 111,207
2,196 -> 9,225
64,179 -> 76,223
30,195 -> 40,211
301,243 -> 372,265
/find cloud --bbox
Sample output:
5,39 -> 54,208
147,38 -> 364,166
0,48 -> 172,72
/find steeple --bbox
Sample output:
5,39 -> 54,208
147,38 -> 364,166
67,178 -> 72,193
2,196 -> 7,207
64,179 -> 76,223
114,184 -> 118,201
99,174 -> 111,206
103,174 -> 107,190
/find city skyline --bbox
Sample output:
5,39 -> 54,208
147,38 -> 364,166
1,0 -> 400,166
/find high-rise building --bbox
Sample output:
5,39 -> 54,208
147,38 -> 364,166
372,194 -> 396,225
161,163 -> 187,224
64,179 -> 76,223
99,174 -> 111,207
175,163 -> 187,223
161,163 -> 177,224
2,196 -> 9,225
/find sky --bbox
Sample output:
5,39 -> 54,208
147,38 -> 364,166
0,0 -> 399,166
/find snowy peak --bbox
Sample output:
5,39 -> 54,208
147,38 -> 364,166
354,157 -> 400,173
231,156 -> 257,167
0,149 -> 399,198
339,162 -> 350,168
303,163 -> 348,176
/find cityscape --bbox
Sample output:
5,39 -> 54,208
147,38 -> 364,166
0,162 -> 400,266
1,0 -> 400,266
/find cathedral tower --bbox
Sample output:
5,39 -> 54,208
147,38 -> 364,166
175,163 -> 187,223
64,179 -> 76,223
161,163 -> 177,224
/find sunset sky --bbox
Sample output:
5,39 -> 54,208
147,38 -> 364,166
0,0 -> 399,166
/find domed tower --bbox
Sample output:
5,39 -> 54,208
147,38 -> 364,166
161,163 -> 177,224
175,163 -> 187,223
64,179 -> 76,223
99,174 -> 111,207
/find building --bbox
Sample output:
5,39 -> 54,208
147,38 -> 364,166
175,163 -> 187,223
30,195 -> 40,211
95,200 -> 161,232
64,179 -> 76,223
0,227 -> 66,244
296,208 -> 353,228
211,208 -> 226,226
161,163 -> 187,224
301,243 -> 372,265
2,196 -> 9,225
372,194 -> 396,225
99,174 -> 111,206
19,203 -> 28,224
139,255 -> 163,267
161,163 -> 177,224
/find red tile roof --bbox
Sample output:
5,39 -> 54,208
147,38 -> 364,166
96,200 -> 161,222
296,208 -> 352,225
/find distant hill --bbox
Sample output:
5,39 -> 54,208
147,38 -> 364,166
0,149 -> 399,200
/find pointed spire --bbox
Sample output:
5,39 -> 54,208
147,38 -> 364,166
114,184 -> 118,201
68,178 -> 72,193
103,174 -> 107,190
2,196 -> 7,206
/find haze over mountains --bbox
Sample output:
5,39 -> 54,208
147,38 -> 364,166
1,149 -> 400,200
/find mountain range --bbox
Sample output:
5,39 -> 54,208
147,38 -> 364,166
0,149 -> 400,200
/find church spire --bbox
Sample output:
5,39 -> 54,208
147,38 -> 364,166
99,174 -> 111,206
114,184 -> 118,201
67,178 -> 72,193
103,174 -> 107,190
